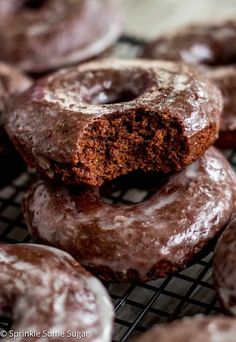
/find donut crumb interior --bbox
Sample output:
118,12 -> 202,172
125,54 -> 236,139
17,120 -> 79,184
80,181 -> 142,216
74,109 -> 188,186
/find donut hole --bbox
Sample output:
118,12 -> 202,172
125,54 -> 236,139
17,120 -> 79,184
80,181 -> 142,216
96,89 -> 138,105
87,88 -> 141,105
22,0 -> 47,10
100,170 -> 168,205
79,69 -> 149,105
203,53 -> 236,67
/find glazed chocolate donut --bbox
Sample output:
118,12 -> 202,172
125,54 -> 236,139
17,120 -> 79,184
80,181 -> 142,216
0,243 -> 113,341
22,147 -> 236,282
0,0 -> 122,73
6,59 -> 222,187
0,62 -> 32,116
207,67 -> 236,148
0,62 -> 32,185
213,219 -> 236,315
141,21 -> 236,149
0,61 -> 31,156
135,316 -> 236,342
141,21 -> 236,66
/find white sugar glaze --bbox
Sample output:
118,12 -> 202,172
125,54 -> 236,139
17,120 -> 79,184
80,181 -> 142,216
25,147 -> 236,281
135,316 -> 236,342
0,244 -> 113,342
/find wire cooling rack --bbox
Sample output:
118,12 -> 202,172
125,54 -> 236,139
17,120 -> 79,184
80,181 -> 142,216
0,37 -> 234,341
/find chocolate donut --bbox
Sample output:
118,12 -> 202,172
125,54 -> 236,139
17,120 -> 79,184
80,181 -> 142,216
141,21 -> 236,66
207,67 -> 236,148
0,62 -> 32,184
0,62 -> 31,115
0,0 -> 122,73
141,21 -> 236,149
6,59 -> 222,187
213,219 -> 236,315
0,243 -> 113,341
135,316 -> 236,342
22,147 -> 236,282
0,62 -> 31,157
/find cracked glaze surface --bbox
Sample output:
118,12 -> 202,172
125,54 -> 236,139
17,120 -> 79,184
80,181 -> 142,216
0,243 -> 113,342
6,59 -> 222,166
23,147 -> 236,282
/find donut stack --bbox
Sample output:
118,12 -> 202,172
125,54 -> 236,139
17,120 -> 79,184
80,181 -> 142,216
0,1 -> 235,287
0,2 -> 124,340
4,56 -> 236,283
1,2 -> 236,341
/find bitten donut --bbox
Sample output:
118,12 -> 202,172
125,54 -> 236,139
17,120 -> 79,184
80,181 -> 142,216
6,59 -> 222,187
23,147 -> 236,282
0,0 -> 122,73
0,62 -> 32,184
214,219 -> 236,315
135,316 -> 236,342
141,21 -> 236,149
0,243 -> 113,342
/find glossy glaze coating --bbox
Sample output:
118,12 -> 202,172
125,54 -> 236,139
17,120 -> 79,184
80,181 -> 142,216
214,219 -> 236,315
6,59 -> 222,187
0,243 -> 113,342
23,147 -> 236,282
141,21 -> 236,66
135,316 -> 236,342
208,67 -> 236,148
0,0 -> 122,72
141,21 -> 236,149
